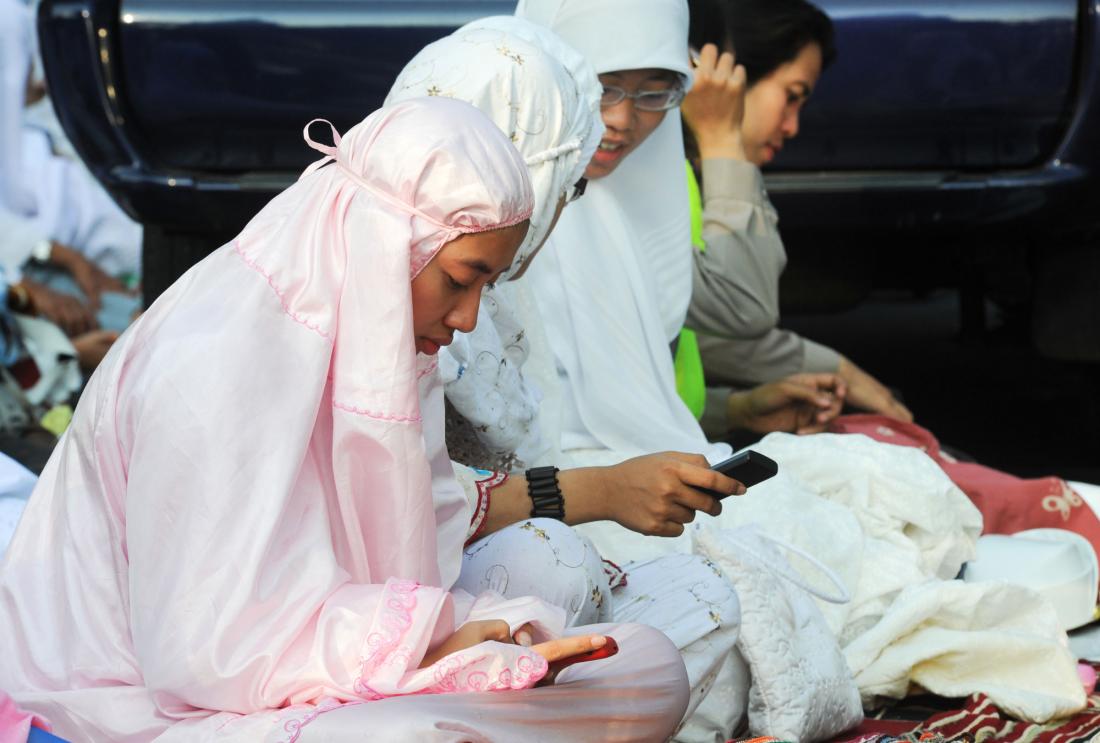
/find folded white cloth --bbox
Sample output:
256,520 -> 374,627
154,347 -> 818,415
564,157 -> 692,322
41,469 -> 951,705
699,433 -> 1085,724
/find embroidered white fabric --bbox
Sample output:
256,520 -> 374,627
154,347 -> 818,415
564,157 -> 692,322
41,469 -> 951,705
693,525 -> 863,741
386,17 -> 603,469
457,520 -> 745,743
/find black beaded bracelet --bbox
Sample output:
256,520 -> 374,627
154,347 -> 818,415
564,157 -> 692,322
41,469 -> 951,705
525,465 -> 564,520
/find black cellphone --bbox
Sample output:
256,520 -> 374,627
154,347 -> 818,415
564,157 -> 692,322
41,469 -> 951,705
697,450 -> 778,499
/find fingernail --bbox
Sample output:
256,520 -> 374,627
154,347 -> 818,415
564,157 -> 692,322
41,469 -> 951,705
591,635 -> 608,648
516,631 -> 532,647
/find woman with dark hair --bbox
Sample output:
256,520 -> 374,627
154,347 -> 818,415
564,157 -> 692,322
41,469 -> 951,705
682,0 -> 912,438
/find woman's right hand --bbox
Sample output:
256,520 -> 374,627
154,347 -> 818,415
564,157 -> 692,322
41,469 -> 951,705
599,452 -> 743,537
420,620 -> 611,685
420,619 -> 515,668
681,43 -> 748,161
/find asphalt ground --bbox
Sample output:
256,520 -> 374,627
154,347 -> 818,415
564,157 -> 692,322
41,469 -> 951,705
783,290 -> 1100,484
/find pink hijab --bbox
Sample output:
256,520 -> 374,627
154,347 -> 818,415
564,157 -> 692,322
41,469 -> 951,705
228,96 -> 533,585
0,98 -> 560,741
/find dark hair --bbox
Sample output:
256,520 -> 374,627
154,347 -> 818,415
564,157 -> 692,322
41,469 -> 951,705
688,0 -> 837,86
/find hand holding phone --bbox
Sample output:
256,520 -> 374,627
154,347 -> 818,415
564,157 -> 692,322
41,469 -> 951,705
532,635 -> 620,684
696,450 -> 778,499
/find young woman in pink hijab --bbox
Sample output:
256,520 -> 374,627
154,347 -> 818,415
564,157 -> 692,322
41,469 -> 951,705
0,97 -> 689,742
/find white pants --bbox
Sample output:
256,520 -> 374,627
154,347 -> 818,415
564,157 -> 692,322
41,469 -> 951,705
457,519 -> 744,743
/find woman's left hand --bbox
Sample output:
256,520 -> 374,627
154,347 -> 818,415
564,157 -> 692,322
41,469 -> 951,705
682,43 -> 748,160
728,373 -> 847,434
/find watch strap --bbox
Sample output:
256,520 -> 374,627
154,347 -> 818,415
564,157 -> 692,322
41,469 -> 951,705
525,465 -> 564,520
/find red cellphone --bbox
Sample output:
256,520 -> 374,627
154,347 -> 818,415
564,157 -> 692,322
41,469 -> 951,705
547,636 -> 620,675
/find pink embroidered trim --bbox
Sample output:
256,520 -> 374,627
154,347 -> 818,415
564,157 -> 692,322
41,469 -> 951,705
275,697 -> 361,743
465,471 -> 508,546
423,649 -> 548,694
233,241 -> 334,342
332,401 -> 422,423
409,213 -> 534,279
330,359 -> 434,422
354,579 -> 420,699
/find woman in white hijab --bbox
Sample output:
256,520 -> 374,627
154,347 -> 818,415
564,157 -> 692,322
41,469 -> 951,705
388,18 -> 746,742
512,0 -> 734,471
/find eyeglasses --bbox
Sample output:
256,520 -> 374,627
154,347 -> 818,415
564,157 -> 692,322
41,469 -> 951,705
566,177 -> 588,204
600,84 -> 684,112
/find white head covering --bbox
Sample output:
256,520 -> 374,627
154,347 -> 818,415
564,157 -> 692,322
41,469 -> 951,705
387,17 -> 604,469
516,0 -> 731,464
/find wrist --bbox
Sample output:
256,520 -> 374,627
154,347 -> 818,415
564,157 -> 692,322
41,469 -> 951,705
697,133 -> 747,161
47,242 -> 75,269
725,390 -> 751,430
557,467 -> 611,524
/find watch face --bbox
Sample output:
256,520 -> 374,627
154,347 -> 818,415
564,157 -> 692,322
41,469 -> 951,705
33,240 -> 53,262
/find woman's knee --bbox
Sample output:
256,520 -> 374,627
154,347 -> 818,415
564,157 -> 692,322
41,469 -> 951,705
565,622 -> 689,691
460,518 -> 611,625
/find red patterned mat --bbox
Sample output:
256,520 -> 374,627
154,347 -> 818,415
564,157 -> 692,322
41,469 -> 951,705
825,692 -> 1100,743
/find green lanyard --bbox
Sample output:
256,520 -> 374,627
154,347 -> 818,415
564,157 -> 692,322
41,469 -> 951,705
674,160 -> 707,420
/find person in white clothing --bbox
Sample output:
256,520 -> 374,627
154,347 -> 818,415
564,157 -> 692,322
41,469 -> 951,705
0,0 -> 141,340
388,18 -> 746,741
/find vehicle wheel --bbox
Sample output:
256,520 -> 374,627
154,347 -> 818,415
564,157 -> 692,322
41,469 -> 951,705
141,226 -> 238,308
1032,246 -> 1100,362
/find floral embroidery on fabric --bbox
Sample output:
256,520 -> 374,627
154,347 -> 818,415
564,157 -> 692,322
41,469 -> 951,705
591,585 -> 605,611
603,558 -> 629,589
354,579 -> 420,698
423,649 -> 548,693
520,520 -> 550,541
496,44 -> 525,64
465,471 -> 508,545
1044,481 -> 1085,521
274,697 -> 356,743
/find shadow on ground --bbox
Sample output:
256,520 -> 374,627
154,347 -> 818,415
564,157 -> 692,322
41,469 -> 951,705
784,290 -> 1100,483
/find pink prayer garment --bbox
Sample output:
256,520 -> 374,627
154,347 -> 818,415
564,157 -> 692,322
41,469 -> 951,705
0,690 -> 51,743
0,98 -> 689,742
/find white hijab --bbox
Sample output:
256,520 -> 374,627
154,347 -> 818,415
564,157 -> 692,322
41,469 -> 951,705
386,17 -> 603,469
516,0 -> 731,464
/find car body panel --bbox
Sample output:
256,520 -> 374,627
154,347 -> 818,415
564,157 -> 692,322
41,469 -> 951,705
36,0 -> 1100,238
